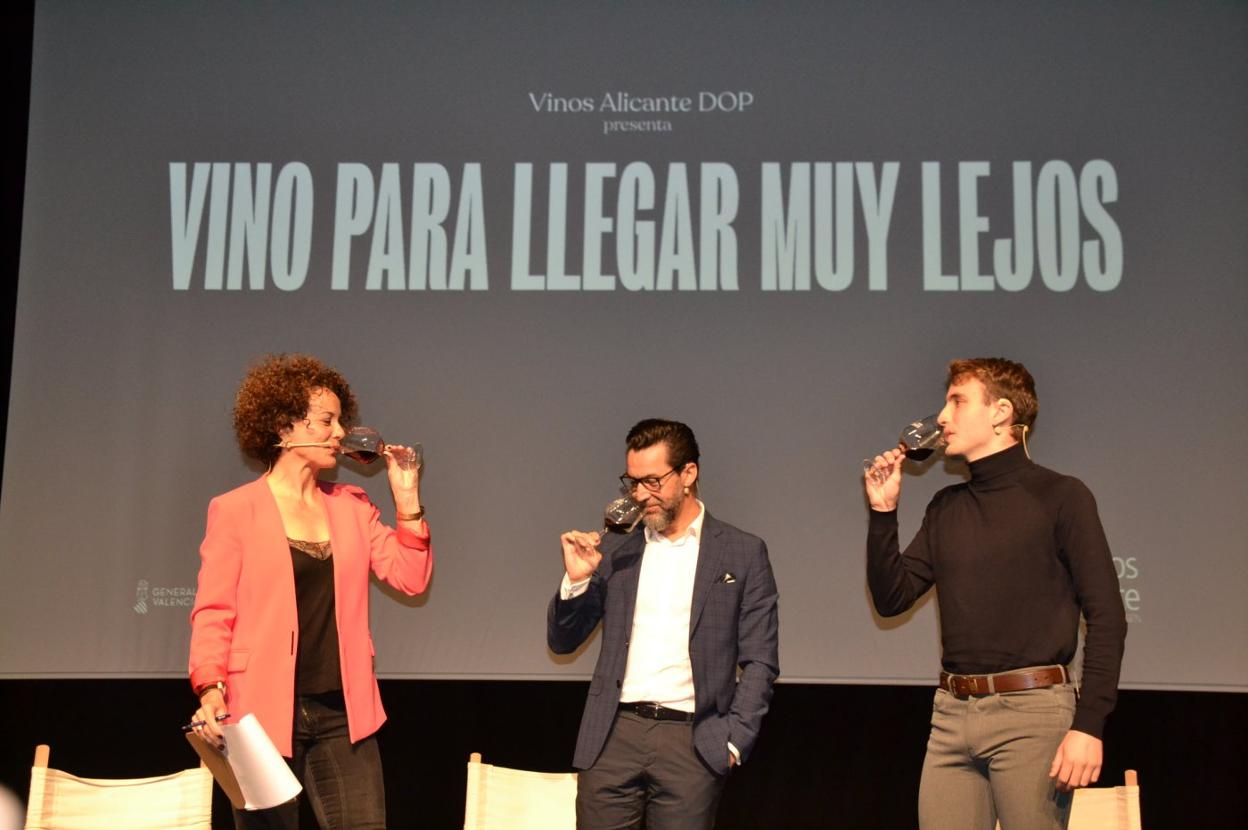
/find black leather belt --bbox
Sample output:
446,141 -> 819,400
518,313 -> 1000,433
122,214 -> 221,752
939,665 -> 1068,698
619,702 -> 694,722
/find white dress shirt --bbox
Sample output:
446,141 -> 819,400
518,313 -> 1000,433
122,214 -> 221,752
619,501 -> 703,711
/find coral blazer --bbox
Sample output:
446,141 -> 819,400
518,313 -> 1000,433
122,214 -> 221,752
188,476 -> 432,756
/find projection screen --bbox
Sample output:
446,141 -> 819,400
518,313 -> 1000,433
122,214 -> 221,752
1,1 -> 1245,692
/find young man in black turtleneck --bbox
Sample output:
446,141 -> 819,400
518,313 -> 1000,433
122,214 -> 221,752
864,358 -> 1127,830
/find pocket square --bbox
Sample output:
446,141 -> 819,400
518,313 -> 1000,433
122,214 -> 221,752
719,572 -> 737,584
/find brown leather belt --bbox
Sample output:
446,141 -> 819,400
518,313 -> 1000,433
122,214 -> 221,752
619,702 -> 695,722
939,665 -> 1068,698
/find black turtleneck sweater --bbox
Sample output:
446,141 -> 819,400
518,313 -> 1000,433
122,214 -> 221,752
867,443 -> 1127,738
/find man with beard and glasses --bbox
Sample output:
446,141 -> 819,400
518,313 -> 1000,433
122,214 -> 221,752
548,419 -> 780,830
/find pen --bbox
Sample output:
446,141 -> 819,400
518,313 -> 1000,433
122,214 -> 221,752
181,713 -> 230,732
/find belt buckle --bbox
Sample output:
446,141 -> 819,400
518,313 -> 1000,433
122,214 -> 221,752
635,702 -> 661,719
948,674 -> 985,697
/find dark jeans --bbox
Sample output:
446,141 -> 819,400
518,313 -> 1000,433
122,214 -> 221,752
234,691 -> 386,830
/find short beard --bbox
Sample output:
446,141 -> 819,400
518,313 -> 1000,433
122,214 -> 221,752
641,491 -> 682,533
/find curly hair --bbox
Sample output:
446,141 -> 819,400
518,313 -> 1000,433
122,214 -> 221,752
233,354 -> 358,465
947,357 -> 1038,430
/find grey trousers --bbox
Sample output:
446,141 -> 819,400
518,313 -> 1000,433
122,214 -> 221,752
576,710 -> 726,830
918,686 -> 1076,830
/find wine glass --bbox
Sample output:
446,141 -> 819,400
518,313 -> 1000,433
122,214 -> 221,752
341,426 -> 385,463
601,496 -> 643,536
862,458 -> 888,488
863,413 -> 943,486
900,414 -> 943,460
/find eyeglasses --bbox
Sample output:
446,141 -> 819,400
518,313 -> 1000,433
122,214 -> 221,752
619,466 -> 683,493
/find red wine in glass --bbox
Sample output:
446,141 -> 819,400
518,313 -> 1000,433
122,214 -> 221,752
602,497 -> 643,535
900,415 -> 943,460
342,427 -> 385,463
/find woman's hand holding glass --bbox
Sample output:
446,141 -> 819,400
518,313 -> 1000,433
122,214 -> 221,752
384,443 -> 423,518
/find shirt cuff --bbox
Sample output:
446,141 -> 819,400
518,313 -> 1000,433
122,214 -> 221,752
560,573 -> 591,600
868,508 -> 899,526
727,741 -> 741,765
395,523 -> 431,549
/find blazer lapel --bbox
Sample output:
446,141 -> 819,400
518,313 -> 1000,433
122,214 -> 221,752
250,477 -> 298,594
319,482 -> 354,575
610,530 -> 647,628
689,513 -> 726,634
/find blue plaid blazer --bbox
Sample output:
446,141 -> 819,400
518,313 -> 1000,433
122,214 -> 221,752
547,512 -> 780,776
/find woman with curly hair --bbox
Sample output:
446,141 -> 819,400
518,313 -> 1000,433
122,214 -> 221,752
188,354 -> 431,830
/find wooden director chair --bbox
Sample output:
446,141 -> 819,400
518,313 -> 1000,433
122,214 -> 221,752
23,743 -> 213,830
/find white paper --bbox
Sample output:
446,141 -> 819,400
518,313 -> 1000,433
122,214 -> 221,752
222,714 -> 303,810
